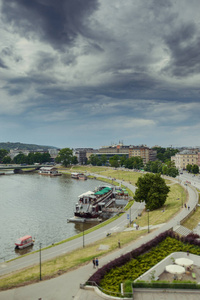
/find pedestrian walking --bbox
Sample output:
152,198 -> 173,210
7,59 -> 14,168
92,258 -> 96,268
184,203 -> 186,208
95,257 -> 99,268
188,206 -> 190,210
118,240 -> 121,248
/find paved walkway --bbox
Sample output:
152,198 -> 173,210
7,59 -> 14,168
0,178 -> 198,300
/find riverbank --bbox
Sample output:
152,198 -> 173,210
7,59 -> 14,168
0,167 -> 187,291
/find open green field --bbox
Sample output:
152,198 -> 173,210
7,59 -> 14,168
0,167 -> 190,290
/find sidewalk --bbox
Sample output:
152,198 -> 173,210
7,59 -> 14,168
0,182 -> 198,300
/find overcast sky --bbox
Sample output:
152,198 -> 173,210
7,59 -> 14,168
0,0 -> 200,149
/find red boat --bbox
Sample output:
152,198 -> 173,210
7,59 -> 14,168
15,235 -> 34,249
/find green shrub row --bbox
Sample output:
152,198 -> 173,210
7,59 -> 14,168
133,280 -> 199,289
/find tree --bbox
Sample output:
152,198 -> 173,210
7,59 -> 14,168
13,153 -> 27,164
186,164 -> 192,173
55,148 -> 73,167
191,164 -> 199,174
167,167 -> 179,178
109,155 -> 120,168
41,152 -> 51,163
0,149 -> 9,163
2,156 -> 12,164
100,154 -> 107,165
88,154 -> 101,166
71,156 -> 78,165
134,173 -> 170,210
124,157 -> 143,170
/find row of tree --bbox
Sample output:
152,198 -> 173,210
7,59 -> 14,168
0,149 -> 52,164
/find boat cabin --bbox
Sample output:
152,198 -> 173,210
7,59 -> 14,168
15,235 -> 34,249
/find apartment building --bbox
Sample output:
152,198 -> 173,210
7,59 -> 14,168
98,143 -> 129,158
129,145 -> 157,164
171,150 -> 198,170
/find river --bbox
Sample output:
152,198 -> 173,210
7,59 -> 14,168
0,172 -> 103,261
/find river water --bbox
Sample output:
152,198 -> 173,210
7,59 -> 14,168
0,172 -> 103,261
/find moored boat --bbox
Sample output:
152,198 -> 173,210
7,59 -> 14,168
15,235 -> 34,249
38,167 -> 62,176
74,186 -> 114,219
71,172 -> 87,180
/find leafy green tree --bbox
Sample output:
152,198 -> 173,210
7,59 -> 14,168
88,154 -> 101,166
144,160 -> 162,173
27,152 -> 35,164
0,149 -> 9,163
186,164 -> 192,173
41,152 -> 51,163
55,148 -> 73,167
134,173 -> 170,210
191,164 -> 199,174
124,157 -> 143,170
2,156 -> 12,164
109,155 -> 120,168
100,154 -> 107,165
13,153 -> 27,164
71,156 -> 78,165
162,165 -> 168,175
33,152 -> 43,163
167,167 -> 179,177
153,147 -> 179,163
120,155 -> 127,167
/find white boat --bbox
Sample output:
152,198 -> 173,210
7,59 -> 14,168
71,172 -> 87,180
74,186 -> 114,219
38,167 -> 62,176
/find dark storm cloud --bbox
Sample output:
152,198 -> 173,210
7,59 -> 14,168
164,22 -> 200,77
0,57 -> 7,69
1,0 -> 99,50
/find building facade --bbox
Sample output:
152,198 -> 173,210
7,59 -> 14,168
171,150 -> 198,170
129,146 -> 157,164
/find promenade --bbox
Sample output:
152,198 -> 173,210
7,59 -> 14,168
0,174 -> 199,300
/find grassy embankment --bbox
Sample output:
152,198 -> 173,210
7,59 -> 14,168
0,167 -> 187,290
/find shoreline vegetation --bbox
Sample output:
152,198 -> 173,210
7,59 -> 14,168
0,166 -> 196,291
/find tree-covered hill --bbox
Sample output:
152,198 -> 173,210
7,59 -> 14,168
0,142 -> 57,151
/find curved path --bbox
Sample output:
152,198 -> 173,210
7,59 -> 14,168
0,175 -> 198,300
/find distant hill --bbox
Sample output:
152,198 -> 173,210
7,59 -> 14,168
0,142 -> 57,151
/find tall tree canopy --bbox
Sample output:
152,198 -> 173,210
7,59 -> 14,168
134,173 -> 170,210
55,148 -> 73,167
0,149 -> 9,162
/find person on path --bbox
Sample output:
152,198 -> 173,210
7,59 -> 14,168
95,257 -> 99,268
92,258 -> 96,268
118,240 -> 121,248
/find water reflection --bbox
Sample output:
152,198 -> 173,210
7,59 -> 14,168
74,222 -> 97,234
15,245 -> 34,256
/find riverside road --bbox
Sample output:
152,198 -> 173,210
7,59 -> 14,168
0,172 -> 199,300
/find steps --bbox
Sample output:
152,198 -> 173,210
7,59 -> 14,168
173,225 -> 192,236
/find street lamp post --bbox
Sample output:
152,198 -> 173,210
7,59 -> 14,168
39,243 -> 42,281
147,209 -> 150,233
82,222 -> 85,248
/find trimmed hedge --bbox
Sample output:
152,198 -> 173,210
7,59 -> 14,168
133,280 -> 199,289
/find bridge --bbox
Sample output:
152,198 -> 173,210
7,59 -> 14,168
0,164 -> 52,174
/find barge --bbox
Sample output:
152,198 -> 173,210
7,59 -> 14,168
73,185 -> 114,220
